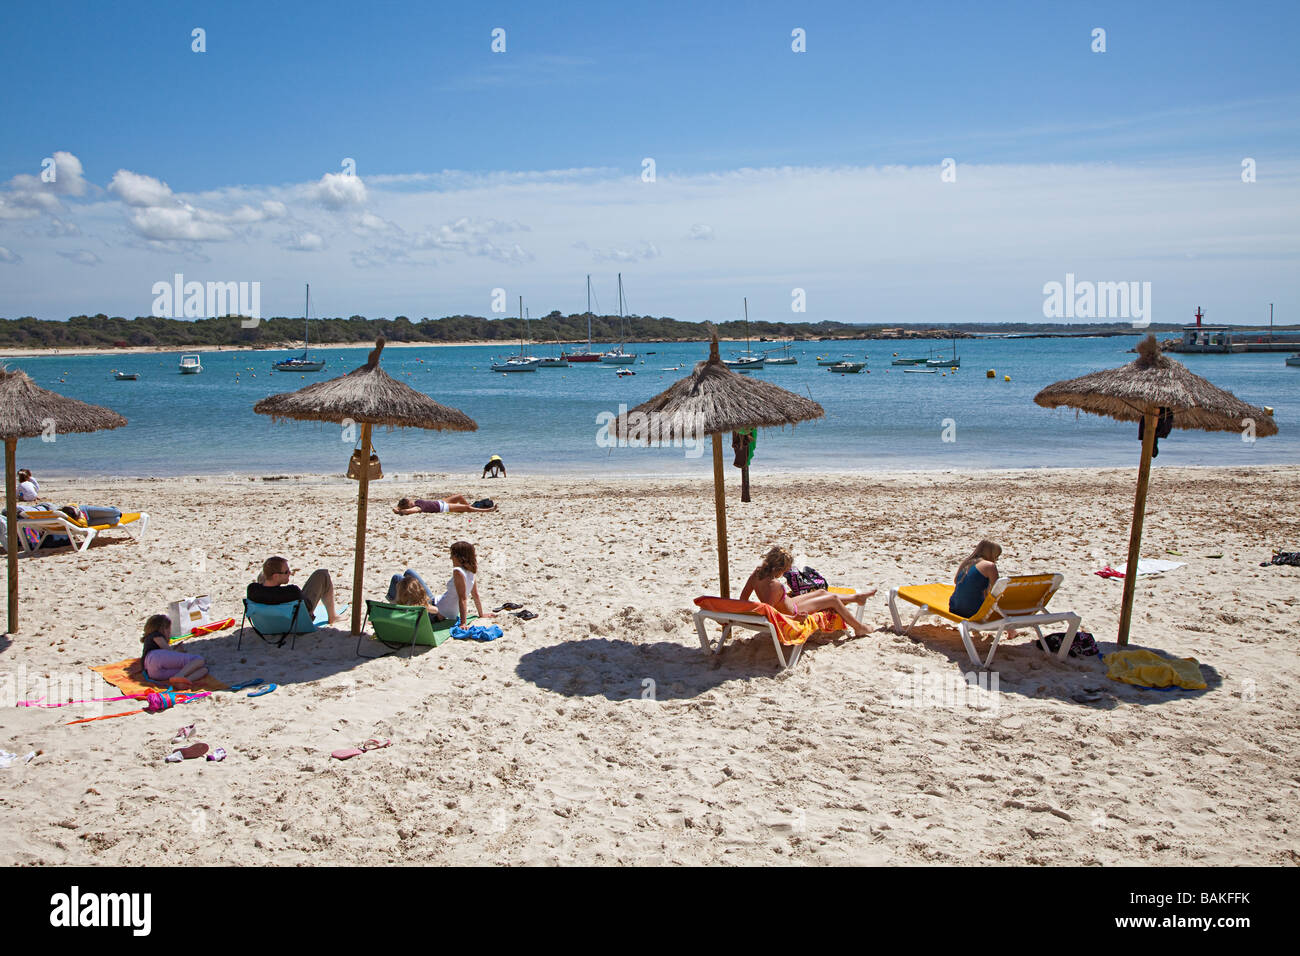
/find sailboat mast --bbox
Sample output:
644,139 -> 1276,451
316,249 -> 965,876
618,273 -> 624,346
744,296 -> 750,356
586,274 -> 592,348
304,283 -> 309,350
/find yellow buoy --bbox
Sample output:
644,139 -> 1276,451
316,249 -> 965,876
1004,375 -> 1011,382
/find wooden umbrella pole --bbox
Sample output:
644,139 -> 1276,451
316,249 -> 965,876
1118,412 -> 1157,645
5,438 -> 17,634
711,432 -> 730,598
350,423 -> 372,636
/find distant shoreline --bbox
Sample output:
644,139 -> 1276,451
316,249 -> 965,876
0,329 -> 1173,359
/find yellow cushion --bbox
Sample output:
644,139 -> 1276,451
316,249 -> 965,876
895,583 -> 999,624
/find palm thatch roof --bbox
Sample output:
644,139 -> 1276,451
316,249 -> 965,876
1034,335 -> 1278,436
612,334 -> 824,441
0,365 -> 127,440
253,337 -> 477,432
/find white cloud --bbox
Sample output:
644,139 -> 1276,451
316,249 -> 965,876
46,152 -> 89,197
687,223 -> 714,240
57,249 -> 101,266
0,151 -> 92,223
124,205 -> 235,241
592,241 -> 660,263
281,231 -> 325,252
0,246 -> 21,264
108,169 -> 176,207
313,172 -> 367,209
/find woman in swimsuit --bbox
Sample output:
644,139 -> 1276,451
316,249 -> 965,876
393,495 -> 497,515
949,539 -> 1001,617
738,546 -> 875,637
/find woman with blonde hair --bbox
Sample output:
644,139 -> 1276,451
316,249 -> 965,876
738,546 -> 875,637
949,539 -> 1002,617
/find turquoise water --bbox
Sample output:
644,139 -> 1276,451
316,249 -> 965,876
3,337 -> 1296,477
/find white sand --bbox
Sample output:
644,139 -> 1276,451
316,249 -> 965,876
2,465 -> 1298,865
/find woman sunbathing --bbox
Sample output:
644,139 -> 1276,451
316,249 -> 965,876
739,546 -> 875,637
393,495 -> 497,515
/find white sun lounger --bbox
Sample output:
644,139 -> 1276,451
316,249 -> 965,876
693,589 -> 867,670
887,573 -> 1080,669
15,510 -> 150,553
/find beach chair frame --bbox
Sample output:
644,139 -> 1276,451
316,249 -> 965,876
693,594 -> 867,671
16,510 -> 150,553
239,598 -> 318,650
887,573 -> 1081,669
357,600 -> 455,659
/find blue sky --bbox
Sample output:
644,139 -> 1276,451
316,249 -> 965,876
1,0 -> 1297,324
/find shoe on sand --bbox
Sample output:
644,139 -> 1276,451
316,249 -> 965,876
165,742 -> 209,763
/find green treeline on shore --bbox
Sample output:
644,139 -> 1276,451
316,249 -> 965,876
0,312 -> 1187,349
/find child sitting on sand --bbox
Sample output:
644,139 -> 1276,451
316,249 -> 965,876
388,569 -> 442,619
432,542 -> 494,625
738,546 -> 875,637
140,614 -> 208,684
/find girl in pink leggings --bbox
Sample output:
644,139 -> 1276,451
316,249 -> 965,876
141,614 -> 208,683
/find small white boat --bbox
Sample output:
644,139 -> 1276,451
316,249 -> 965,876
616,368 -> 636,377
179,354 -> 202,374
114,371 -> 139,381
273,284 -> 327,372
828,361 -> 866,374
1287,353 -> 1300,367
723,356 -> 765,370
600,274 -> 638,363
762,339 -> 798,364
491,357 -> 538,372
904,367 -> 938,374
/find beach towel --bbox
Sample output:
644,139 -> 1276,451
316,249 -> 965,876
451,623 -> 503,641
90,658 -> 228,695
1095,559 -> 1186,579
1104,649 -> 1206,690
693,597 -> 846,646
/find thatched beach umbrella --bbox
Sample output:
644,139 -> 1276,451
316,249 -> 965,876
1034,335 -> 1277,644
0,366 -> 127,633
254,337 -> 477,634
612,332 -> 824,597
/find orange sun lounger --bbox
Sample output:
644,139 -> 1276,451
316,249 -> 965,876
693,587 -> 866,670
887,574 -> 1080,669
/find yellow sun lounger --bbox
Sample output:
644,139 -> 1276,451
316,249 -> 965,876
887,574 -> 1080,668
15,510 -> 150,553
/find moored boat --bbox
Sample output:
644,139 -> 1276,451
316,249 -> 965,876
828,361 -> 866,373
179,354 -> 202,374
1287,353 -> 1300,367
273,284 -> 327,372
600,274 -> 638,364
114,371 -> 139,380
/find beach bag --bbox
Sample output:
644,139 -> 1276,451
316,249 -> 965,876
472,498 -> 494,510
1042,630 -> 1098,658
784,566 -> 828,596
168,595 -> 213,635
346,446 -> 382,481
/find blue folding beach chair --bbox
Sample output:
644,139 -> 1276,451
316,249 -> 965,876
239,598 -> 325,650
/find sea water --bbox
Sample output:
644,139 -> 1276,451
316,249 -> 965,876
4,336 -> 1296,478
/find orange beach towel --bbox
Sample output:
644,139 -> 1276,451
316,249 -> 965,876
90,658 -> 228,695
694,597 -> 847,646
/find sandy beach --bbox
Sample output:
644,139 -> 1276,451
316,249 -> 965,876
2,465 -> 1298,865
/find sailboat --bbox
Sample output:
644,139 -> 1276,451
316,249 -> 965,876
491,297 -> 540,371
600,274 -> 638,364
532,307 -> 569,367
563,275 -> 603,362
273,284 -> 327,372
724,298 -> 765,369
763,338 -> 798,365
926,333 -> 960,368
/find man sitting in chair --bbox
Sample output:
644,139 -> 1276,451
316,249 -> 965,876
247,556 -> 346,625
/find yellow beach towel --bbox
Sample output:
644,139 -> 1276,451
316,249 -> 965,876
1105,649 -> 1206,690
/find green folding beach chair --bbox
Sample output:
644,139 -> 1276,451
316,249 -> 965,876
357,600 -> 472,658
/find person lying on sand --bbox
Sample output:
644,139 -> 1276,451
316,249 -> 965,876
141,614 -> 208,683
393,495 -> 497,515
739,546 -> 875,637
247,555 -> 347,625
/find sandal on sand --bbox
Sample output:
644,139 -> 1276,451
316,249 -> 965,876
228,679 -> 266,692
331,738 -> 391,761
171,724 -> 196,744
165,742 -> 209,763
494,602 -> 523,612
205,747 -> 227,762
247,683 -> 277,698
513,609 -> 538,620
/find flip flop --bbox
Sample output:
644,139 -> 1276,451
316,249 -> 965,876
205,747 -> 227,762
493,603 -> 523,612
331,738 -> 391,761
513,609 -> 538,620
171,724 -> 196,743
228,679 -> 266,692
165,742 -> 209,763
247,683 -> 277,698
